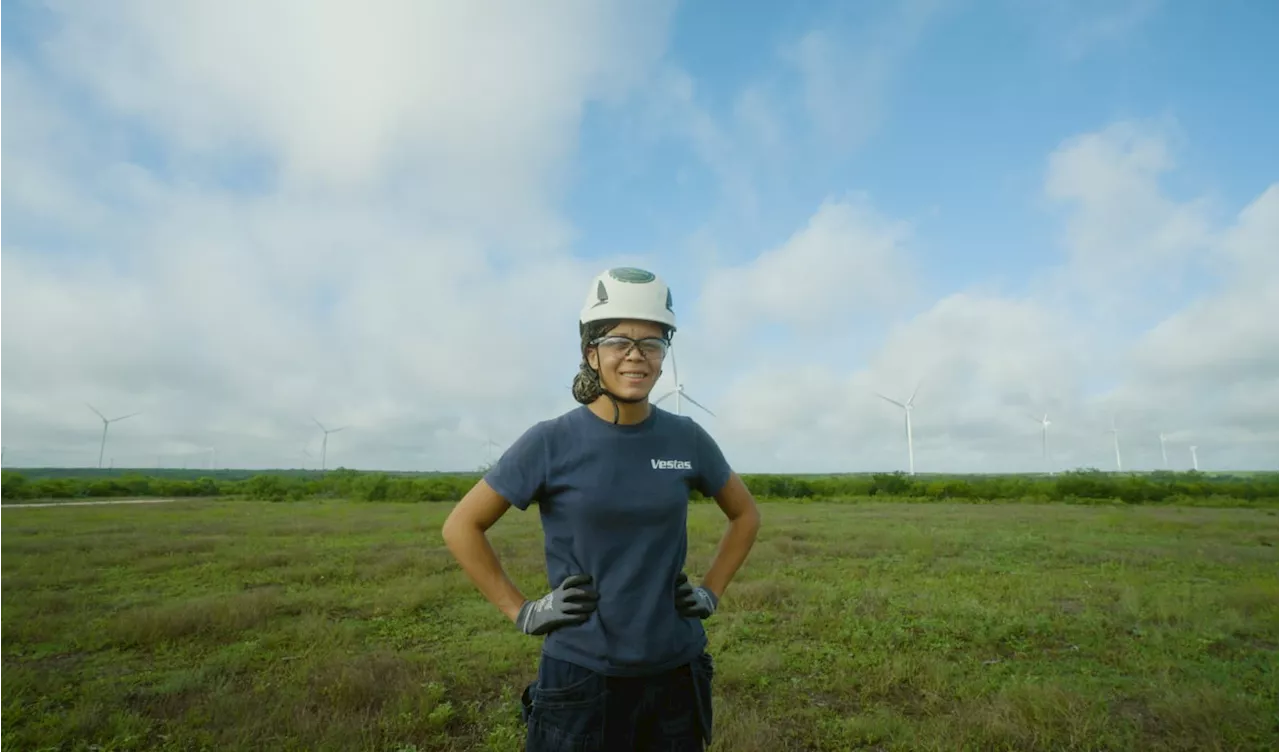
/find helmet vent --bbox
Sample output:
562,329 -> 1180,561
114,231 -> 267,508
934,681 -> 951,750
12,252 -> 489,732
608,267 -> 656,284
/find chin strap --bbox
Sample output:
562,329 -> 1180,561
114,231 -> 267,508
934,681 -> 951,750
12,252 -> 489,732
601,389 -> 646,424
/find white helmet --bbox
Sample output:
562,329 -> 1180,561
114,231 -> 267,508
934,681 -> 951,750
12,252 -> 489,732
578,267 -> 677,334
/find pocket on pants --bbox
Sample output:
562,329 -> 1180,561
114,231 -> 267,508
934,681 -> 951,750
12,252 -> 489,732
525,655 -> 608,752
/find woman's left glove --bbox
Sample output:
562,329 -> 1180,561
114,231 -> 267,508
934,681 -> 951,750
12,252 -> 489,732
674,571 -> 718,619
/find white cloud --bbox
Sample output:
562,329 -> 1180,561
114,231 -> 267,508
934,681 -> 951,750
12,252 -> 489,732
695,290 -> 1092,474
1003,0 -> 1161,61
1045,119 -> 1214,290
39,0 -> 673,243
0,61 -> 117,233
781,0 -> 947,154
2,0 -> 674,471
678,123 -> 1277,474
1112,185 -> 1279,443
694,194 -> 915,341
1057,0 -> 1162,60
1,4 -> 1273,476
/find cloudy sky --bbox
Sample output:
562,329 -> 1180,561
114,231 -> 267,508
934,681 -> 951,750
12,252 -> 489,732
3,0 -> 1276,474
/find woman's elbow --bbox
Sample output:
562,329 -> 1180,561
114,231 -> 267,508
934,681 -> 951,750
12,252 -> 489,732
441,504 -> 477,548
442,483 -> 508,546
738,503 -> 762,532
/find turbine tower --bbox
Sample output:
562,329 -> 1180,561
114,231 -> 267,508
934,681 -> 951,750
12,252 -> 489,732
1107,416 -> 1123,472
1189,445 -> 1199,471
1031,412 -> 1052,474
313,418 -> 347,471
877,383 -> 920,475
654,347 -> 715,417
1158,432 -> 1169,469
87,404 -> 139,469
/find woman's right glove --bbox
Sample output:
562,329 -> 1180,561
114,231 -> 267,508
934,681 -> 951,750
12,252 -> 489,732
516,574 -> 599,635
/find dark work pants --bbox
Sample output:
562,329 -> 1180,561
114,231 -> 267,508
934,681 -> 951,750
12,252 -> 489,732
520,651 -> 715,751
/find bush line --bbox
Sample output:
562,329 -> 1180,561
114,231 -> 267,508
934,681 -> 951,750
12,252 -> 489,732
2,468 -> 1275,506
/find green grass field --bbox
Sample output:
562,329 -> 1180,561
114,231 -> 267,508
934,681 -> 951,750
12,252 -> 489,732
3,500 -> 1276,751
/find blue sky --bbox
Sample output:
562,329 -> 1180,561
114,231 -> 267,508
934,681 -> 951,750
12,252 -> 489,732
568,0 -> 1276,285
2,0 -> 1276,473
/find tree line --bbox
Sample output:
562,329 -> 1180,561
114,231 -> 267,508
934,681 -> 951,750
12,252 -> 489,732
2,468 -> 1275,506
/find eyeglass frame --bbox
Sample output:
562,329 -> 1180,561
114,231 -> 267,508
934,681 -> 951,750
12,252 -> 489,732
588,335 -> 670,361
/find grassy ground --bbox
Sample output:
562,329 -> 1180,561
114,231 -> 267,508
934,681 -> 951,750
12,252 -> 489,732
3,499 -> 1276,751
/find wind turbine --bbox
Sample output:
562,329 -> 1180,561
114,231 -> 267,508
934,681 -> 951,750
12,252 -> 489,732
654,346 -> 715,417
1158,432 -> 1169,469
1189,445 -> 1199,471
876,383 -> 920,475
1031,412 -> 1052,474
1107,416 -> 1123,472
483,436 -> 501,465
87,404 -> 139,469
313,418 -> 347,471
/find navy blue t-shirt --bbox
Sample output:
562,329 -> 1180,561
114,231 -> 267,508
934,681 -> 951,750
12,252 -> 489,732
484,404 -> 732,677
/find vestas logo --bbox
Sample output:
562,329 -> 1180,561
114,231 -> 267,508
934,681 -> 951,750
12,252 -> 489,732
651,459 -> 693,470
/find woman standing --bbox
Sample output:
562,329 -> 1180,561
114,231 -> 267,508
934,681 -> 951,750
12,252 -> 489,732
442,267 -> 761,751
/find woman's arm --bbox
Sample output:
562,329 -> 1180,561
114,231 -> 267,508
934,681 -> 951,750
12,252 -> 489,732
441,479 -> 528,622
700,472 -> 761,599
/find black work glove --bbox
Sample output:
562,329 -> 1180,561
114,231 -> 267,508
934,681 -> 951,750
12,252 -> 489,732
674,571 -> 718,619
516,574 -> 599,636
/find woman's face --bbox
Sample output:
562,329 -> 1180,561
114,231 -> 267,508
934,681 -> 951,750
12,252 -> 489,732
587,320 -> 668,401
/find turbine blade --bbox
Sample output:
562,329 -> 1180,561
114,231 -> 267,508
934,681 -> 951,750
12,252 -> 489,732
907,381 -> 921,406
86,403 -> 106,421
682,393 -> 716,417
876,393 -> 905,408
653,390 -> 676,405
112,412 -> 141,422
313,417 -> 327,432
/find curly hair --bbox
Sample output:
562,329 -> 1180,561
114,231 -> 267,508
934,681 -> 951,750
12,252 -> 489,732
571,320 -> 618,405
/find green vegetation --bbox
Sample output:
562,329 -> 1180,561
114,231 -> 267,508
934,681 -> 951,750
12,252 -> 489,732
3,467 -> 1277,507
2,500 -> 1275,751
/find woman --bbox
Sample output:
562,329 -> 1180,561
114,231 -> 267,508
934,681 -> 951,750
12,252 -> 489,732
441,267 -> 762,751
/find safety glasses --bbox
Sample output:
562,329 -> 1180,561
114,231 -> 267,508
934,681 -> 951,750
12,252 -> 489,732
590,335 -> 669,360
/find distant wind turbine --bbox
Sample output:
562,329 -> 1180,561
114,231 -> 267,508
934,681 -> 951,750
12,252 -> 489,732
1107,416 -> 1123,472
1190,445 -> 1199,471
483,436 -> 501,465
1158,432 -> 1169,469
313,418 -> 347,471
87,403 -> 139,469
654,347 -> 715,417
1031,412 -> 1052,474
877,383 -> 920,475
